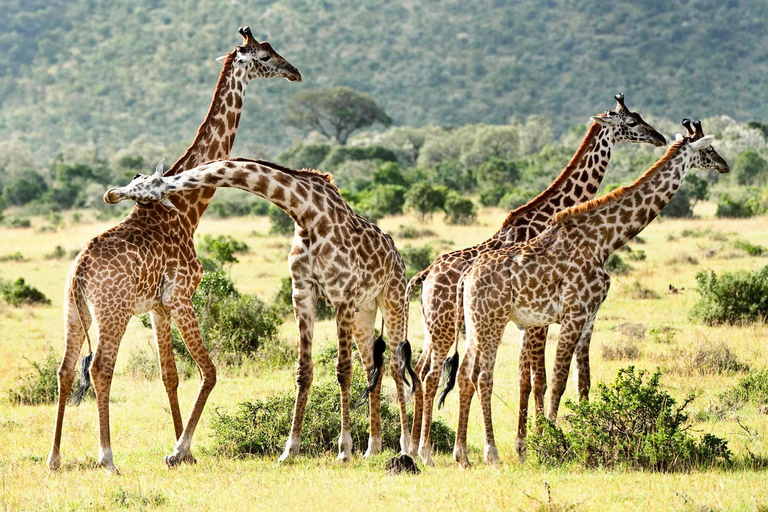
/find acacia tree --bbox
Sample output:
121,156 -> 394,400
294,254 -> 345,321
287,86 -> 392,145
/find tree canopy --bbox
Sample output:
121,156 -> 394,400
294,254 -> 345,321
287,87 -> 392,145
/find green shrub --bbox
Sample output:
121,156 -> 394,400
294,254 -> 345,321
733,150 -> 768,186
208,197 -> 269,218
626,249 -> 647,261
352,184 -> 406,222
8,348 -> 93,405
197,234 -> 249,267
395,225 -> 436,239
404,182 -> 448,221
718,369 -> 768,410
528,367 -> 731,471
663,341 -> 748,376
443,192 -> 476,225
268,205 -> 295,235
400,244 -> 434,281
734,240 -> 766,256
371,162 -> 408,187
209,366 -> 454,457
0,278 -> 51,306
4,216 -> 31,228
691,267 -> 768,324
622,281 -> 660,299
277,144 -> 332,170
274,276 -> 334,321
0,252 -> 25,262
716,192 -> 763,218
498,188 -> 539,210
320,146 -> 398,170
605,253 -> 630,275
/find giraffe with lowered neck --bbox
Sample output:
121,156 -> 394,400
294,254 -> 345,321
104,157 -> 412,461
447,120 -> 728,467
398,94 -> 667,465
46,27 -> 300,473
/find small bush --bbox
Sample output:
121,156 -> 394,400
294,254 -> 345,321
626,249 -> 647,261
734,240 -> 766,256
665,341 -> 748,376
498,188 -> 538,210
209,366 -> 454,457
268,205 -> 295,235
8,348 -> 94,405
622,281 -> 660,300
443,192 -> 477,225
600,340 -> 640,361
45,245 -> 68,260
400,244 -> 434,281
716,192 -> 763,218
718,369 -> 768,410
666,253 -> 699,266
0,252 -> 25,262
690,267 -> 768,325
528,367 -> 731,471
274,276 -> 335,321
197,234 -> 249,267
404,182 -> 447,221
395,225 -> 436,239
4,216 -> 31,228
648,326 -> 676,344
0,278 -> 51,307
125,348 -> 159,380
605,254 -> 630,275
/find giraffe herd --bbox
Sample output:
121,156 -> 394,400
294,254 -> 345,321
47,28 -> 730,473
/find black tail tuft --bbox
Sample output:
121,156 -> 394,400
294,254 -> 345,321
437,352 -> 459,410
397,340 -> 419,395
355,332 -> 387,408
69,352 -> 93,406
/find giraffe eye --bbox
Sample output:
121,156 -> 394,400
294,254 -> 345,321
133,174 -> 141,180
626,120 -> 637,127
259,55 -> 270,62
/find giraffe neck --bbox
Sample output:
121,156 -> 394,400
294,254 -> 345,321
496,123 -> 614,240
558,140 -> 691,259
136,54 -> 248,231
162,159 -> 344,230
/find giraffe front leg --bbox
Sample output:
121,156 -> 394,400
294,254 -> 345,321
547,315 -> 589,421
335,302 -> 356,462
573,318 -> 596,401
279,283 -> 316,463
164,300 -> 217,467
380,284 -> 411,455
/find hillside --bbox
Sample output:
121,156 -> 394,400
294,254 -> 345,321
1,0 -> 768,161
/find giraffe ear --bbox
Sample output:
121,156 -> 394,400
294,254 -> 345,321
591,115 -> 614,126
215,55 -> 228,64
675,133 -> 684,141
154,159 -> 165,177
690,135 -> 714,152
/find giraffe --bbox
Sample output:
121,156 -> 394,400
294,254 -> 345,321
103,157 -> 412,461
447,119 -> 728,467
399,94 -> 667,465
46,27 -> 300,473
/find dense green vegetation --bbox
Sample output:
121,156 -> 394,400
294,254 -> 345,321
3,0 -> 768,164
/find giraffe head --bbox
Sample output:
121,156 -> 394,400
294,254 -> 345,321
104,160 -> 178,210
678,120 -> 730,174
590,93 -> 667,147
219,26 -> 301,82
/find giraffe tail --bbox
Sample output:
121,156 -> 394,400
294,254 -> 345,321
355,319 -> 387,408
397,267 -> 431,394
69,279 -> 93,407
437,269 -> 467,410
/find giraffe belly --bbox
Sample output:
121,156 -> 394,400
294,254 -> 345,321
508,303 -> 560,328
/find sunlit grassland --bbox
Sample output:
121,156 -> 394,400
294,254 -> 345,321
2,204 -> 768,511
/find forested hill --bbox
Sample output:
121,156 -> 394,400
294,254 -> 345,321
2,0 -> 767,160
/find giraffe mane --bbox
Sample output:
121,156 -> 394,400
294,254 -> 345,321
500,122 -> 603,228
164,52 -> 235,177
229,157 -> 338,189
554,138 -> 686,223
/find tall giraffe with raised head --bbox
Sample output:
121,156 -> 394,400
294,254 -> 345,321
400,95 -> 666,465
46,27 -> 300,473
448,120 -> 728,467
104,157 -> 412,461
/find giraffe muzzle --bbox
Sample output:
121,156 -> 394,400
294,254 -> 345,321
103,188 -> 123,204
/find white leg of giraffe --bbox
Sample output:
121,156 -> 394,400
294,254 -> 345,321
279,280 -> 316,463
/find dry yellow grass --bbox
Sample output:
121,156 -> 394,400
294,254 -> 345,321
2,205 -> 768,511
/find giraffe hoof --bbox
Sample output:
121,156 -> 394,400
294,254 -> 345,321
102,464 -> 121,475
164,454 -> 183,468
46,452 -> 61,471
484,446 -> 501,467
515,438 -> 527,462
364,437 -> 382,458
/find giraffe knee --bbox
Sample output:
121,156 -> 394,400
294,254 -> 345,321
296,361 -> 314,389
336,366 -> 352,387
